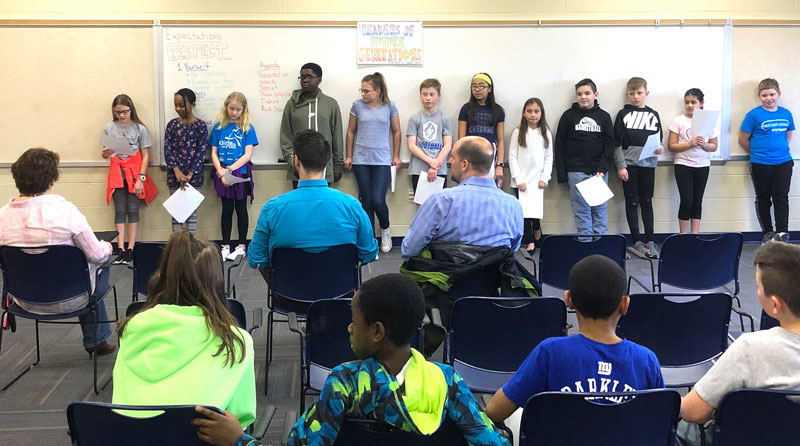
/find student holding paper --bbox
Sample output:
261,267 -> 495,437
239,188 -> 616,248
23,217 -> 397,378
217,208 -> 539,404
165,88 -> 208,233
668,88 -> 718,234
101,94 -> 158,265
509,98 -> 552,255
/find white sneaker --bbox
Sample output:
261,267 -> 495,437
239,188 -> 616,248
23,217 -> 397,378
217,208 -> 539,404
381,228 -> 392,253
228,245 -> 246,260
221,246 -> 231,261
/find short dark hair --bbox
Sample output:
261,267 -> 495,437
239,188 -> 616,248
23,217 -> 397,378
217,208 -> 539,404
11,148 -> 60,195
685,88 -> 705,102
569,255 -> 627,319
301,62 -> 322,78
575,78 -> 597,93
292,129 -> 330,172
754,241 -> 800,317
458,137 -> 494,174
175,87 -> 197,105
356,274 -> 425,346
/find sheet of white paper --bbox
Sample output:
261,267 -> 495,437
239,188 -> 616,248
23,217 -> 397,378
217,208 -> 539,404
223,172 -> 249,184
413,171 -> 445,205
637,133 -> 662,161
102,135 -> 136,156
390,165 -> 397,193
162,184 -> 205,224
690,109 -> 720,139
518,186 -> 544,219
575,175 -> 614,207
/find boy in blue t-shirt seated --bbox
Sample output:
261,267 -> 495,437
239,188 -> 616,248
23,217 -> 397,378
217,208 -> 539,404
485,255 -> 664,423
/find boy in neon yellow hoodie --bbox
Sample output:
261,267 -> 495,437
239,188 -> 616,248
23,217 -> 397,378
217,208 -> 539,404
195,273 -> 508,446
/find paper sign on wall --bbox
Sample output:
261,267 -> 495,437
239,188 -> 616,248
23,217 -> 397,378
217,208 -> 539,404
357,21 -> 423,65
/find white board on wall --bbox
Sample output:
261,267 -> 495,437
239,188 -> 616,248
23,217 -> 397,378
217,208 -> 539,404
160,25 -> 726,165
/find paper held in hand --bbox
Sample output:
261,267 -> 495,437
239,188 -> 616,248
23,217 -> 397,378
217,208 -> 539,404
390,165 -> 397,193
163,184 -> 204,224
689,109 -> 720,139
223,172 -> 250,185
638,133 -> 662,161
518,184 -> 544,219
413,172 -> 445,205
575,175 -> 614,207
101,135 -> 137,156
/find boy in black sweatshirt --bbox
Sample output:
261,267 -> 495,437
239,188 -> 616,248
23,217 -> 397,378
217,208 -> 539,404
555,78 -> 616,236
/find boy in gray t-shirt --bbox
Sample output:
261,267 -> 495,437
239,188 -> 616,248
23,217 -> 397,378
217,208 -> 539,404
406,79 -> 453,198
679,241 -> 800,444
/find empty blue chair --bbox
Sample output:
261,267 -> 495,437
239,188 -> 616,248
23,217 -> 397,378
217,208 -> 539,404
713,389 -> 800,446
445,297 -> 567,393
519,389 -> 680,446
0,245 -> 119,394
334,418 -> 468,446
537,234 -> 627,291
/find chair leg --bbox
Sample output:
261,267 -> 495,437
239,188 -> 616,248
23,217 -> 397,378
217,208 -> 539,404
2,318 -> 41,391
300,385 -> 306,413
93,308 -> 99,395
264,311 -> 274,396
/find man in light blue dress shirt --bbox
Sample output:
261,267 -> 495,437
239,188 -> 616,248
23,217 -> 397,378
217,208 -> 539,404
248,130 -> 378,281
401,136 -> 523,259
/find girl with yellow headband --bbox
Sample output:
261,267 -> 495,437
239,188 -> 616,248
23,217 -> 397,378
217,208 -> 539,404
457,73 -> 506,186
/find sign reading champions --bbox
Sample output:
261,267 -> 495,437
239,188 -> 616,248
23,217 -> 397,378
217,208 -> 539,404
357,21 -> 423,65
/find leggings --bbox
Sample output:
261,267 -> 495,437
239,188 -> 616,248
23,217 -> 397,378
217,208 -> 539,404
112,169 -> 141,224
674,164 -> 710,221
751,160 -> 793,234
512,188 -> 542,244
623,166 -> 655,243
221,183 -> 251,247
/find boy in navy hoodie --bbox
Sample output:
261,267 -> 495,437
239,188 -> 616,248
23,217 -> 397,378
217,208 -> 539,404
555,78 -> 616,236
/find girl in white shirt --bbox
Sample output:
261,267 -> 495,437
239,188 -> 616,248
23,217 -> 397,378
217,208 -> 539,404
509,98 -> 553,254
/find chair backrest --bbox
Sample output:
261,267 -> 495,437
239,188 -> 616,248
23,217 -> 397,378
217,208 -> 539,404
306,299 -> 357,371
519,389 -> 680,446
0,245 -> 91,305
448,265 -> 502,298
658,233 -> 743,293
124,298 -> 247,329
759,309 -> 780,331
131,242 -> 166,297
334,418 -> 468,446
448,297 -> 567,393
713,389 -> 800,446
538,234 -> 627,290
617,293 -> 731,367
270,244 -> 360,302
67,402 -> 217,446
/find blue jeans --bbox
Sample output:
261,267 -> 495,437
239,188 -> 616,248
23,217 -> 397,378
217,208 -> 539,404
352,164 -> 391,230
568,171 -> 608,236
79,266 -> 113,348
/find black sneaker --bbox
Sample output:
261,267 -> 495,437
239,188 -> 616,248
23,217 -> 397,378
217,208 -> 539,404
763,232 -> 776,244
113,249 -> 131,265
124,248 -> 134,264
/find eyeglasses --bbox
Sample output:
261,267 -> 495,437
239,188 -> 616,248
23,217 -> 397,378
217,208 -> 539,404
359,89 -> 376,94
470,84 -> 489,91
114,109 -> 131,115
298,75 -> 318,81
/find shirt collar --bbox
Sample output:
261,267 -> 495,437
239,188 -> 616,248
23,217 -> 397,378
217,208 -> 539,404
297,179 -> 328,187
458,176 -> 496,188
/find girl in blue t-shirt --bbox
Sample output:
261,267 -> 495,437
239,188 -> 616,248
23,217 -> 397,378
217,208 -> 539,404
210,91 -> 259,261
345,72 -> 401,254
458,73 -> 506,185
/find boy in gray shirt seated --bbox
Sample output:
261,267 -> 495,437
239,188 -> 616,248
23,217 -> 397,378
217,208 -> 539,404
679,241 -> 800,444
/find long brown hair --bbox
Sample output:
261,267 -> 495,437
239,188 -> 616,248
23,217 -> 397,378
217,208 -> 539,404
517,97 -> 550,149
362,72 -> 390,104
111,94 -> 145,127
117,231 -> 245,366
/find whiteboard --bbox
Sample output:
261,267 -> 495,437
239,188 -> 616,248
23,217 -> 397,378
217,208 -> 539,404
160,25 -> 726,165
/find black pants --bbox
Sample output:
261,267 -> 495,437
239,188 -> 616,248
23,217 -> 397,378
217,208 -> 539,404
674,165 -> 709,221
221,182 -> 251,247
623,166 -> 655,243
751,160 -> 794,234
512,188 -> 542,244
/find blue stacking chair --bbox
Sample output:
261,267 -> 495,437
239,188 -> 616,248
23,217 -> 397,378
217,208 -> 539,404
125,298 -> 258,334
0,245 -> 119,394
519,389 -> 681,446
333,418 -> 468,446
537,234 -> 627,292
759,309 -> 780,330
712,389 -> 800,446
616,293 -> 752,387
265,244 -> 361,393
444,297 -> 567,393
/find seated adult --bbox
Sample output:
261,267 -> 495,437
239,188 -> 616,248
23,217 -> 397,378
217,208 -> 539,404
248,129 -> 378,283
0,148 -> 115,356
113,231 -> 256,427
194,274 -> 509,446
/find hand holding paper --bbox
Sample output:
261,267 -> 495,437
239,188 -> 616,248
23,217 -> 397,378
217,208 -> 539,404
638,133 -> 663,161
222,172 -> 249,185
413,171 -> 444,205
101,135 -> 136,156
690,109 -> 720,139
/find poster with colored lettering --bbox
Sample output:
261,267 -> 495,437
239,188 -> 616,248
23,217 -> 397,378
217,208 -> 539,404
357,21 -> 423,65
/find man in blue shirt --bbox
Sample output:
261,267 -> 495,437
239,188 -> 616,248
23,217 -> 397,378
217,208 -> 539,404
248,130 -> 378,280
401,136 -> 523,259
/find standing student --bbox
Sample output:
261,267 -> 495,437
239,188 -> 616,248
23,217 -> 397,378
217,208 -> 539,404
614,77 -> 664,258
164,88 -> 208,233
210,92 -> 259,261
458,73 -> 506,185
668,88 -> 719,234
739,78 -> 795,243
344,72 -> 401,253
554,78 -> 616,236
407,78 -> 453,208
101,94 -> 158,265
279,62 -> 344,188
508,98 -> 553,254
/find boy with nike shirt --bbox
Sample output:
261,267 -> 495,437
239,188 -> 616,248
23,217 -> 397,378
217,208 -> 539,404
485,255 -> 664,424
407,78 -> 453,197
555,78 -> 616,235
614,77 -> 664,258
